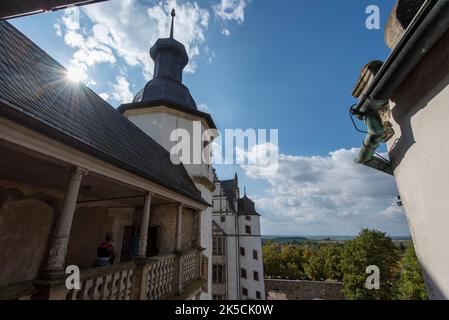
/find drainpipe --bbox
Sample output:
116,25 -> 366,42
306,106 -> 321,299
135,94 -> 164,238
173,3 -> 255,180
351,0 -> 449,173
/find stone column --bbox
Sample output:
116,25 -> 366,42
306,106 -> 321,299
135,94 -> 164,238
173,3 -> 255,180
175,204 -> 184,295
45,167 -> 88,272
137,192 -> 153,258
175,204 -> 183,252
196,210 -> 202,248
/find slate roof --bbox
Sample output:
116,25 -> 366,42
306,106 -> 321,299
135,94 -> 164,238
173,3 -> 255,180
237,196 -> 261,216
131,37 -> 197,110
117,36 -> 216,129
0,21 -> 207,205
220,179 -> 237,213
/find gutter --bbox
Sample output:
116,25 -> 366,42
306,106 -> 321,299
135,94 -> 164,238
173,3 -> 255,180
350,0 -> 449,174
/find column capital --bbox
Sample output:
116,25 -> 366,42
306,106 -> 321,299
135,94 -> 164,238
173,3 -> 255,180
72,166 -> 89,178
144,191 -> 154,199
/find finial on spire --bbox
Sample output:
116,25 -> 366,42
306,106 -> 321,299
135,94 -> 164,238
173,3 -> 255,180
170,8 -> 176,39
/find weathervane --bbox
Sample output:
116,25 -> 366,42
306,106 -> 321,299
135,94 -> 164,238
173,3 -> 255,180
170,8 -> 176,39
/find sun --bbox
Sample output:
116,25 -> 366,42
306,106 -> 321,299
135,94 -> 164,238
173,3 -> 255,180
66,67 -> 86,83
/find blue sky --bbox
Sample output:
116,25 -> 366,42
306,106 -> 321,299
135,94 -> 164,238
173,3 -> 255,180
10,0 -> 409,236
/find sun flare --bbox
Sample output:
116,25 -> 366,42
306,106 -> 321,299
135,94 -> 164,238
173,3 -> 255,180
66,67 -> 86,83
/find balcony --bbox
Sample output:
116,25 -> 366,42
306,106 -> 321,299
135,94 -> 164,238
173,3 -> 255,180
0,139 -> 209,301
15,249 -> 208,300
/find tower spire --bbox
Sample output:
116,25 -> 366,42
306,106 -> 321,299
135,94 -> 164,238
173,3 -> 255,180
170,8 -> 176,39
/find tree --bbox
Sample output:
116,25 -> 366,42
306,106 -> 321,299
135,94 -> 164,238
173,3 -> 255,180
263,243 -> 307,280
262,243 -> 282,278
303,244 -> 343,281
394,244 -> 428,300
303,247 -> 325,281
340,229 -> 399,300
321,244 -> 343,281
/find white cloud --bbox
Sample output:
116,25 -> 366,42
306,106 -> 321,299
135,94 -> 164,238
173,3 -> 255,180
383,204 -> 405,219
147,0 -> 209,73
99,92 -> 109,101
204,46 -> 216,63
242,148 -> 409,236
54,0 -> 210,80
198,103 -> 210,112
54,23 -> 62,37
214,0 -> 249,24
60,8 -> 117,83
62,7 -> 80,31
55,0 -> 249,96
111,76 -> 133,103
221,28 -> 231,36
237,142 -> 279,177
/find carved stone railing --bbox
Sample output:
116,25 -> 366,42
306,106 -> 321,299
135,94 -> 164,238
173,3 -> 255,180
146,254 -> 177,300
65,262 -> 135,300
28,251 -> 206,300
182,249 -> 200,286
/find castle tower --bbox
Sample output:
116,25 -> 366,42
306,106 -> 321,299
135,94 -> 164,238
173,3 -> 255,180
118,9 -> 216,299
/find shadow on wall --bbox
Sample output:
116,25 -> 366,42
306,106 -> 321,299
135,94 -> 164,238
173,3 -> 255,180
389,29 -> 449,169
416,249 -> 446,300
0,187 -> 60,287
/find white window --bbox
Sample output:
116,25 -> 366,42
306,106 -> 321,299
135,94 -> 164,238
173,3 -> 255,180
213,264 -> 225,284
213,236 -> 225,256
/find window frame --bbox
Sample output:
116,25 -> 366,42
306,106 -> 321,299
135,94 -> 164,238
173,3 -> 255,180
252,250 -> 258,260
213,264 -> 225,284
241,268 -> 247,279
253,271 -> 259,281
213,236 -> 225,256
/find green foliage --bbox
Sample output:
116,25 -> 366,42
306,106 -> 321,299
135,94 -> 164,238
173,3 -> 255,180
262,230 -> 429,300
394,245 -> 428,300
303,244 -> 344,281
340,229 -> 399,300
262,243 -> 306,279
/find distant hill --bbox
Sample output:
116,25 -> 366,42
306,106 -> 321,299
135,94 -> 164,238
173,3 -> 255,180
262,235 -> 411,244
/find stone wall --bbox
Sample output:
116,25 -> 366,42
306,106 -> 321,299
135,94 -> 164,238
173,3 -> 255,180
150,205 -> 177,255
265,279 -> 345,300
181,208 -> 196,250
65,207 -> 109,270
0,182 -> 61,287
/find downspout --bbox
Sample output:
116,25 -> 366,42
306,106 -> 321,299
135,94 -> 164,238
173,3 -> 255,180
236,211 -> 241,300
351,0 -> 449,173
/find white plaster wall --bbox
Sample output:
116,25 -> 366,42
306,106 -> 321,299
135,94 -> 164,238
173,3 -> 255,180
127,111 -> 213,180
126,109 -> 214,300
196,183 -> 213,300
225,235 -> 239,300
212,196 -> 265,299
387,30 -> 449,299
239,215 -> 261,236
238,215 -> 265,300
